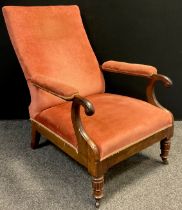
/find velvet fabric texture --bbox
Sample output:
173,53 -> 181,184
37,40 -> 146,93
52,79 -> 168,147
102,60 -> 157,77
30,74 -> 78,99
3,6 -> 105,117
35,93 -> 172,159
3,5 -> 172,160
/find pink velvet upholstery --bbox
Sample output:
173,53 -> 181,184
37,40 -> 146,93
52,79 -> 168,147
35,93 -> 172,160
3,5 -> 105,117
102,60 -> 157,77
30,74 -> 78,99
3,6 -> 172,161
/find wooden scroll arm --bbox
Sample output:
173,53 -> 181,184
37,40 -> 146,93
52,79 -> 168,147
71,95 -> 100,161
146,74 -> 173,109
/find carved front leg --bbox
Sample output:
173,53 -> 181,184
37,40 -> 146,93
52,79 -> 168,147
92,176 -> 104,208
160,139 -> 171,164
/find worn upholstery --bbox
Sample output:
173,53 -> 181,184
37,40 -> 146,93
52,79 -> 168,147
102,60 -> 157,77
3,5 -> 105,117
35,93 -> 172,160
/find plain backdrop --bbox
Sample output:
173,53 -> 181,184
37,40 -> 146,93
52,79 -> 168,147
0,0 -> 181,119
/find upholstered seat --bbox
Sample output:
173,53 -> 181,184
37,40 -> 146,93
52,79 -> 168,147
35,93 -> 172,160
3,5 -> 174,208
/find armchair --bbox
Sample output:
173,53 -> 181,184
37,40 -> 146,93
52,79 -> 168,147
3,5 -> 173,208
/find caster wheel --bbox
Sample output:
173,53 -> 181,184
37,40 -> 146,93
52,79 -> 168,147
95,200 -> 100,208
163,159 -> 169,165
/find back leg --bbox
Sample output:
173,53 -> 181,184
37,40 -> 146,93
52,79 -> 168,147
31,122 -> 40,149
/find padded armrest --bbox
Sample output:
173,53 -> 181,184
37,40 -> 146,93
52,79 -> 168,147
102,60 -> 157,77
30,75 -> 78,100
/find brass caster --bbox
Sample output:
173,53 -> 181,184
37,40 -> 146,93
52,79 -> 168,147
95,199 -> 100,208
162,159 -> 169,165
160,155 -> 169,165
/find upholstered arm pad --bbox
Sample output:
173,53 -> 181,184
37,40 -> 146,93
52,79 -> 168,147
102,60 -> 157,77
30,75 -> 78,100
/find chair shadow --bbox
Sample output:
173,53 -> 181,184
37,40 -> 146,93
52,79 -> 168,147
103,153 -> 163,202
37,139 -> 51,148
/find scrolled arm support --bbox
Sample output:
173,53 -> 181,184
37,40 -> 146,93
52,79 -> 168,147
146,74 -> 172,109
73,95 -> 95,116
71,95 -> 100,160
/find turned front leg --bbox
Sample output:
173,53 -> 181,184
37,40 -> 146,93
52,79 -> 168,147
92,176 -> 104,208
160,138 -> 171,164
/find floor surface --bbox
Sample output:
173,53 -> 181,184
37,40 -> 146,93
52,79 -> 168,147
0,121 -> 181,210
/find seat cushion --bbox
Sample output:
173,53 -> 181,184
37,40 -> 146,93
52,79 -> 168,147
34,93 -> 172,160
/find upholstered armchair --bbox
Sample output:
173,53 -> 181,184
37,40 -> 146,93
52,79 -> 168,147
3,5 -> 173,208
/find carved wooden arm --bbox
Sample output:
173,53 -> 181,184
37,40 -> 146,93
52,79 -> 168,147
146,74 -> 173,109
146,74 -> 174,135
71,95 -> 100,160
30,76 -> 99,160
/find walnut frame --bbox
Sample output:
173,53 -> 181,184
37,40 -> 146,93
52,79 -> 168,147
31,73 -> 173,208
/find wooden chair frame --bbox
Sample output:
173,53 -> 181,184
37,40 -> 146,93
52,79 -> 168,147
31,72 -> 173,208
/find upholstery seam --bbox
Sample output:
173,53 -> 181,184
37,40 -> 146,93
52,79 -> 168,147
30,119 -> 172,161
100,124 -> 173,161
30,118 -> 78,153
29,81 -> 79,100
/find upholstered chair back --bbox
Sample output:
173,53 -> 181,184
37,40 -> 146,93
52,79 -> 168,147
3,6 -> 105,117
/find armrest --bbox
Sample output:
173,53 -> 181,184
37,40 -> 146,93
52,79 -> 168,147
102,61 -> 172,117
30,75 -> 99,160
31,74 -> 99,159
29,74 -> 78,100
101,60 -> 157,77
